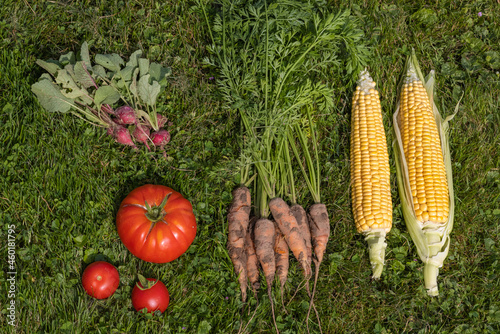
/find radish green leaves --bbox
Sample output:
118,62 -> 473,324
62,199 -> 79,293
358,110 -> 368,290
31,41 -> 173,151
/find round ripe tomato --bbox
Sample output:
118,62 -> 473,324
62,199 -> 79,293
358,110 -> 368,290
131,278 -> 170,314
116,184 -> 197,263
81,261 -> 119,299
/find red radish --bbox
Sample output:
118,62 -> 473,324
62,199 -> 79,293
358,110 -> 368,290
112,125 -> 137,149
133,124 -> 151,150
151,129 -> 170,149
114,106 -> 137,125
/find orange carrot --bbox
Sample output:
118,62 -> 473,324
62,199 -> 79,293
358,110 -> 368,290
307,203 -> 330,334
269,197 -> 311,278
274,228 -> 289,290
254,218 -> 279,334
274,226 -> 289,313
291,203 -> 312,266
254,218 -> 276,290
308,203 -> 330,265
227,186 -> 251,303
245,218 -> 260,298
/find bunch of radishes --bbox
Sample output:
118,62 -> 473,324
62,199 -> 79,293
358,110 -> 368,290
107,106 -> 171,151
31,41 -> 173,153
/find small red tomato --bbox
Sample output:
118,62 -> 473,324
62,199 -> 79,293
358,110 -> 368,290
131,277 -> 170,314
81,261 -> 120,299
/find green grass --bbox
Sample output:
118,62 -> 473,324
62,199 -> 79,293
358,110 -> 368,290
1,0 -> 499,333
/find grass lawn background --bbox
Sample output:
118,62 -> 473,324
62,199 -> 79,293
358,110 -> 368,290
1,0 -> 499,333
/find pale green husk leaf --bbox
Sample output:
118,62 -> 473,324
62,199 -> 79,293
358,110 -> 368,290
363,229 -> 387,279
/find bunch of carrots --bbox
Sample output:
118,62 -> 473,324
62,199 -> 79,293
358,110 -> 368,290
227,182 -> 329,333
224,106 -> 332,330
202,0 -> 369,332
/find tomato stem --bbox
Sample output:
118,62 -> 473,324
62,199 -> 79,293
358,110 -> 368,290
137,274 -> 158,290
144,192 -> 172,223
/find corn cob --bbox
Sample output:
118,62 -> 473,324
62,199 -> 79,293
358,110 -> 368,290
393,50 -> 457,296
399,67 -> 449,225
350,69 -> 392,279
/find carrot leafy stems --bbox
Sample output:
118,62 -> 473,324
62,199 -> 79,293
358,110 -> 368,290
202,0 -> 368,217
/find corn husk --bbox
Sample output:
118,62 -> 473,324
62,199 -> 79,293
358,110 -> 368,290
393,50 -> 459,296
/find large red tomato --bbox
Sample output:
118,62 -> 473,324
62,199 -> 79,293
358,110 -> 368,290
116,184 -> 197,263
